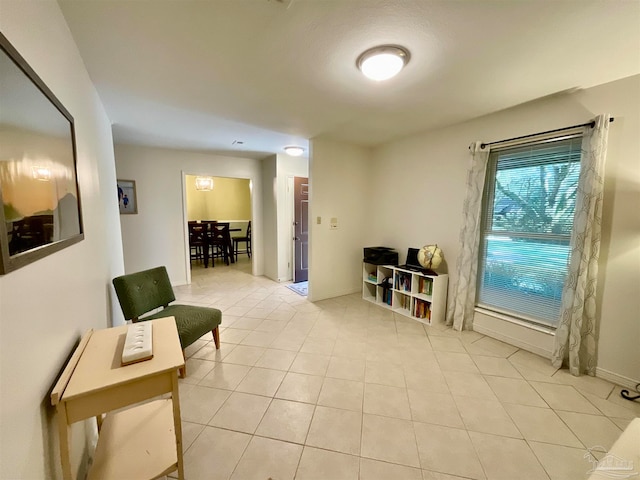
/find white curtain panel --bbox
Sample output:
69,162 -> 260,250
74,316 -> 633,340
446,142 -> 490,331
552,114 -> 611,376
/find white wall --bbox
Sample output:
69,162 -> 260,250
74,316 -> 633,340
185,175 -> 251,221
276,154 -> 309,282
262,155 -> 278,281
370,130 -> 470,271
260,154 -> 309,282
370,75 -> 640,385
580,77 -> 640,386
0,2 -> 125,478
114,144 -> 264,284
308,138 -> 371,301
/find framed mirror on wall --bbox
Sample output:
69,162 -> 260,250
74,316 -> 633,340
0,32 -> 84,274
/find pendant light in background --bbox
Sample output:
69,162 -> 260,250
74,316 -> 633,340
195,176 -> 214,191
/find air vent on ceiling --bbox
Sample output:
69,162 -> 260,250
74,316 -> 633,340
267,0 -> 294,8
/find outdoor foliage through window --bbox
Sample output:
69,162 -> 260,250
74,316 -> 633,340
477,136 -> 582,327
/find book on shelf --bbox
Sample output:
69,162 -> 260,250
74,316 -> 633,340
418,277 -> 433,295
414,299 -> 431,319
395,272 -> 411,292
404,295 -> 410,310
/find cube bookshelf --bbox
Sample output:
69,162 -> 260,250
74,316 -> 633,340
362,262 -> 448,325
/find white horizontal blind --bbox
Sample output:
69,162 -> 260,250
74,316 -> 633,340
477,136 -> 582,328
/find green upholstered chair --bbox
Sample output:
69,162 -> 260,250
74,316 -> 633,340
112,266 -> 221,377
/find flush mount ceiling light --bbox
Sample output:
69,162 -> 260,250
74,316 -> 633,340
284,146 -> 304,157
195,176 -> 213,191
356,45 -> 410,81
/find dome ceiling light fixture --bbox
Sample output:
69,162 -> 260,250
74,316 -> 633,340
356,45 -> 411,81
284,146 -> 305,157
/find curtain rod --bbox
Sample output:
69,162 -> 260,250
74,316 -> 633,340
479,117 -> 615,149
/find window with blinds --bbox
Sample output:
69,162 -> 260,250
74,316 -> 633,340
476,136 -> 583,328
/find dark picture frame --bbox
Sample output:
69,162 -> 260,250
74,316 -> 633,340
0,33 -> 84,274
117,179 -> 138,214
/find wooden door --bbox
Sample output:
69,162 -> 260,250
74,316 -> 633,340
293,177 -> 309,282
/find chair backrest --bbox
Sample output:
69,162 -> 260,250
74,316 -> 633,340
188,223 -> 206,244
112,266 -> 176,320
210,222 -> 230,243
246,221 -> 251,238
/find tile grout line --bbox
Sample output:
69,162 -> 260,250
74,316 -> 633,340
179,264 -> 629,479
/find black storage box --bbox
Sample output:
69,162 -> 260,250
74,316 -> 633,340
364,246 -> 398,266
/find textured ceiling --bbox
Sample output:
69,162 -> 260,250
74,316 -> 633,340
58,0 -> 640,159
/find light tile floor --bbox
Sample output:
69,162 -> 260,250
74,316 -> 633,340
168,259 -> 638,480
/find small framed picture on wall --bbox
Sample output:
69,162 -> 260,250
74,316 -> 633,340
117,179 -> 138,214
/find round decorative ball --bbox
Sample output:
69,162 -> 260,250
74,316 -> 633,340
418,244 -> 443,271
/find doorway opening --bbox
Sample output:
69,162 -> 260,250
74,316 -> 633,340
183,174 -> 252,284
293,176 -> 309,284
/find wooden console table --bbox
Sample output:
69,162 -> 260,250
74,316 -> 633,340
51,316 -> 185,480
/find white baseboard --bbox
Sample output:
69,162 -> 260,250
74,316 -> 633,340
473,323 -> 553,359
595,367 -> 640,390
474,314 -> 639,389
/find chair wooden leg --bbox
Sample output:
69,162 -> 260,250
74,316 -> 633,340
179,349 -> 187,378
212,327 -> 220,349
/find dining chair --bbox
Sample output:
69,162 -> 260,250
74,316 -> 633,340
188,222 -> 206,265
233,221 -> 251,261
209,222 -> 231,266
112,266 -> 221,377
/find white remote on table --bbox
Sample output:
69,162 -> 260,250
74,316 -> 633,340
121,322 -> 153,365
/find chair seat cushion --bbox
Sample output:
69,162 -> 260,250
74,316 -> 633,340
143,304 -> 221,349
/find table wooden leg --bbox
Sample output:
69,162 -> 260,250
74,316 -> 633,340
171,372 -> 185,480
227,239 -> 234,264
57,403 -> 74,480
